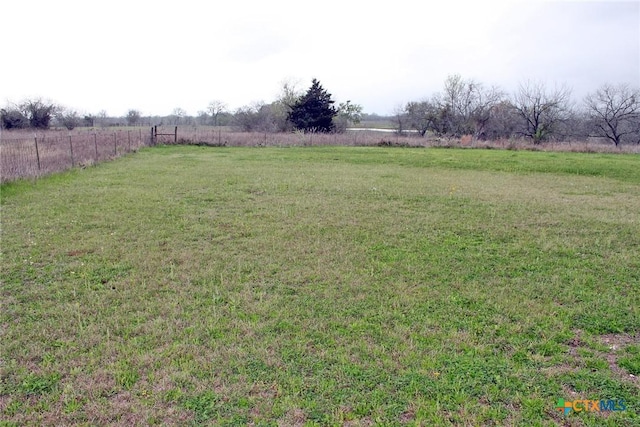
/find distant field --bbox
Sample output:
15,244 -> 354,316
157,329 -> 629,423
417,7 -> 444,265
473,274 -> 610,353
1,146 -> 639,425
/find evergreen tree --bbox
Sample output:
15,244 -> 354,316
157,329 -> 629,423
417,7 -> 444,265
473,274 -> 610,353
288,79 -> 337,133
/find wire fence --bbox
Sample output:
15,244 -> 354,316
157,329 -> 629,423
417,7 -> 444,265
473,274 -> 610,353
0,127 -> 414,183
1,126 -> 635,183
1,129 -> 152,182
171,126 -> 418,147
167,127 -> 636,153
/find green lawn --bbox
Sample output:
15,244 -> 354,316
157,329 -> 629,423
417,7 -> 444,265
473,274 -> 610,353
1,145 -> 639,426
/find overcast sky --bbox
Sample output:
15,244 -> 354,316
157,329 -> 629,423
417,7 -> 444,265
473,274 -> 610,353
1,0 -> 638,116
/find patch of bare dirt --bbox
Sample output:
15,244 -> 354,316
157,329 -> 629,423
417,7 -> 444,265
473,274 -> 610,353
543,331 -> 639,388
597,333 -> 639,386
277,408 -> 306,427
399,408 -> 416,424
598,333 -> 639,351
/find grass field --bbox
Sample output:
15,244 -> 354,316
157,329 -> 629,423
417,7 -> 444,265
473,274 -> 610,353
1,145 -> 639,426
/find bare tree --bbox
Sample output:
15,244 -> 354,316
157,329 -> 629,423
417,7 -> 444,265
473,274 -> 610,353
404,100 -> 436,136
277,78 -> 302,108
392,104 -> 408,134
512,81 -> 572,143
233,102 -> 277,132
98,110 -> 109,127
404,94 -> 453,137
483,100 -> 521,140
468,85 -> 505,139
207,100 -> 227,127
406,75 -> 505,139
171,107 -> 187,125
272,79 -> 302,132
584,83 -> 640,146
126,109 -> 141,126
442,74 -> 476,135
440,74 -> 502,137
333,100 -> 363,132
56,108 -> 80,130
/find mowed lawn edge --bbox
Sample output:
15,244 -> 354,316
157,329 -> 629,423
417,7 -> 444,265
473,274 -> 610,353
1,145 -> 639,426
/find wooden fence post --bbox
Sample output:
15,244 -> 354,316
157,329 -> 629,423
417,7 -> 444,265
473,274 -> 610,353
174,126 -> 178,143
69,135 -> 74,166
34,137 -> 41,170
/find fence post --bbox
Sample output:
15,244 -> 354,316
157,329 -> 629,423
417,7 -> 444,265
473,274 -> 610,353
128,130 -> 131,151
69,135 -> 74,167
113,133 -> 117,156
174,126 -> 177,143
94,133 -> 98,160
150,127 -> 154,145
34,137 -> 41,170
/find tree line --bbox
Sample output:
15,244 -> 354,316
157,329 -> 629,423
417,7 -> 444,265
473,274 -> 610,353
0,79 -> 361,135
2,76 -> 638,145
398,75 -> 639,145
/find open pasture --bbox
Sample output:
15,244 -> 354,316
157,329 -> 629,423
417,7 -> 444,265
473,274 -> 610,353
1,146 -> 639,425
